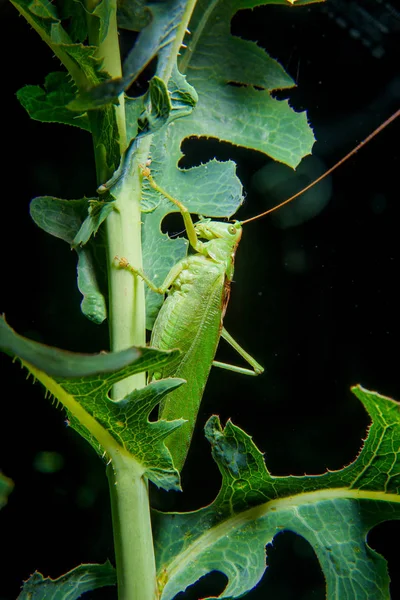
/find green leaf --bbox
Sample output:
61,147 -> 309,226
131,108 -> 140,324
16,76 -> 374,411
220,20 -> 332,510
17,72 -> 90,131
27,0 -> 58,20
123,0 -> 190,83
30,196 -> 108,323
138,76 -> 173,134
72,199 -> 116,247
74,0 -> 191,110
154,386 -> 400,599
0,317 -> 184,490
18,561 -> 116,600
134,0 -> 318,216
0,472 -> 14,509
30,196 -> 90,243
87,0 -> 112,45
117,0 -> 151,31
177,0 -> 315,162
67,77 -> 124,111
76,241 -> 108,324
10,0 -> 108,89
0,315 -> 173,378
12,0 -> 121,175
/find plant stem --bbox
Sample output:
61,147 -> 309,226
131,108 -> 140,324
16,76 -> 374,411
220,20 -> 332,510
85,3 -> 157,599
107,457 -> 158,600
85,0 -> 147,395
105,137 -> 150,398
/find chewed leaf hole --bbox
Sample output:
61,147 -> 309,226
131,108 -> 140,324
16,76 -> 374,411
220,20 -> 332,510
258,532 -> 324,598
368,520 -> 400,598
179,137 -> 255,170
174,570 -> 227,599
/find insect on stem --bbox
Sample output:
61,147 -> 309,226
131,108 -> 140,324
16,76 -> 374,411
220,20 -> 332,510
241,108 -> 400,225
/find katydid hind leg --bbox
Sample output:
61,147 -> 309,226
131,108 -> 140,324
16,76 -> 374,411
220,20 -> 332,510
212,360 -> 260,376
215,327 -> 264,375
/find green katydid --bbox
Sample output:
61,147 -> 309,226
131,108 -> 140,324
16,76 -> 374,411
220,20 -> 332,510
118,169 -> 262,472
118,108 -> 400,473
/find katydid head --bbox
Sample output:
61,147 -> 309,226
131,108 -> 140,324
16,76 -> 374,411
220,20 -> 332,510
240,108 -> 400,227
195,218 -> 242,244
194,219 -> 243,271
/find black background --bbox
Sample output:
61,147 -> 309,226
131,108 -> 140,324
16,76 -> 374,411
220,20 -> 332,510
1,1 -> 399,599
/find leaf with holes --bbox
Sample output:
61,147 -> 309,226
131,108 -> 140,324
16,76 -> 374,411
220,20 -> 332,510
154,386 -> 400,599
18,562 -> 116,600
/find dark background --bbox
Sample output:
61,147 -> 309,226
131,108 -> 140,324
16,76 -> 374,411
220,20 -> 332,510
1,1 -> 399,598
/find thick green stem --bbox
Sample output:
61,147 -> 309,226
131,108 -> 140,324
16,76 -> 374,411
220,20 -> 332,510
107,457 -> 158,600
85,0 -> 147,395
105,137 -> 150,397
85,3 -> 157,599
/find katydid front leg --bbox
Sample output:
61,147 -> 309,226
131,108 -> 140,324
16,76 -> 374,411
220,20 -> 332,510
116,256 -> 187,296
141,166 -> 204,254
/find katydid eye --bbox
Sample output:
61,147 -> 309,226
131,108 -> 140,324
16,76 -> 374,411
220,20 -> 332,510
228,225 -> 236,235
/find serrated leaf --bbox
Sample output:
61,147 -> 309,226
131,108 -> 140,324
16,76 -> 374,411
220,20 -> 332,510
133,0 -> 317,212
154,386 -> 400,599
30,196 -> 108,323
0,316 -> 184,489
69,0 -> 192,111
12,0 -> 121,178
10,0 -> 108,89
0,472 -> 14,509
18,561 -> 116,600
17,72 -> 90,130
58,40 -> 110,87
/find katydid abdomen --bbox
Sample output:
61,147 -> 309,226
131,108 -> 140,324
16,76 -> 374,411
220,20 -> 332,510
151,254 -> 228,471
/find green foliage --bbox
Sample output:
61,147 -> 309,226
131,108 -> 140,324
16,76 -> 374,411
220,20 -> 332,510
15,0 -> 316,330
9,0 -> 109,87
16,72 -> 90,130
18,562 -> 116,600
29,196 -> 108,323
3,0 -> 398,599
0,317 -> 183,490
154,386 -> 400,598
